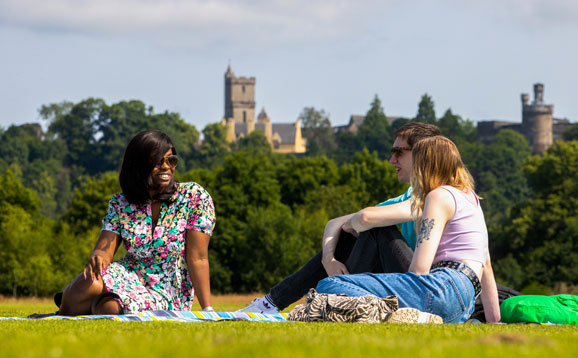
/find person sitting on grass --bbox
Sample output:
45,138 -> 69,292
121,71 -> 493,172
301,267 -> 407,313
315,136 -> 501,323
239,122 -> 442,314
33,130 -> 216,316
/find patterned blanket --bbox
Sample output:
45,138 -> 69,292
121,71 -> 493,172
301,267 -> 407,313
0,310 -> 289,322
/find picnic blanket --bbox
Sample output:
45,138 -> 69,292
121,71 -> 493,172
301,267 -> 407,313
0,310 -> 288,322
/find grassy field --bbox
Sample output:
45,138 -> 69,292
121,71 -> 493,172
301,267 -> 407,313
1,296 -> 577,358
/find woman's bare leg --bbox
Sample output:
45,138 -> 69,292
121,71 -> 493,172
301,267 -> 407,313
93,296 -> 123,315
58,273 -> 106,316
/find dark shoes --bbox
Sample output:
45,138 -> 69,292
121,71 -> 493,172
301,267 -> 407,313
54,292 -> 63,308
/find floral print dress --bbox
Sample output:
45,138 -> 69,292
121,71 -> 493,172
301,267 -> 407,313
101,182 -> 215,313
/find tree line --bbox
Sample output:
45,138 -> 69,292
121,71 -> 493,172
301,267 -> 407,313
0,95 -> 577,296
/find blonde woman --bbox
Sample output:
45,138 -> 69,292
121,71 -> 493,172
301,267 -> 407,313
316,136 -> 500,323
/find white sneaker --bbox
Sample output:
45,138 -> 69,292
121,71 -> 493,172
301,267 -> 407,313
387,307 -> 443,324
236,298 -> 280,314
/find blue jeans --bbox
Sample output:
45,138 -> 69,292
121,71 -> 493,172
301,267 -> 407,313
316,265 -> 476,323
269,226 -> 412,310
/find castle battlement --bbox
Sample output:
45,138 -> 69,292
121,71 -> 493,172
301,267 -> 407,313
227,77 -> 256,85
523,104 -> 554,115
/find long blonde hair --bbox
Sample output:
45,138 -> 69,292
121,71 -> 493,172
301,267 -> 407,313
410,136 -> 475,220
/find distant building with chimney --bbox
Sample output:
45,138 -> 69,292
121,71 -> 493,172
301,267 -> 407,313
333,115 -> 403,135
477,83 -> 571,153
220,66 -> 306,154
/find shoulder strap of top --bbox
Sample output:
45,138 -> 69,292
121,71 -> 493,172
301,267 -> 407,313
439,186 -> 458,210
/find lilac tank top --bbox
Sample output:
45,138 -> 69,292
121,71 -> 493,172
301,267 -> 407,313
433,186 -> 488,265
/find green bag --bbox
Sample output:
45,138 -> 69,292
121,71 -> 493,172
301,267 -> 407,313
500,294 -> 578,325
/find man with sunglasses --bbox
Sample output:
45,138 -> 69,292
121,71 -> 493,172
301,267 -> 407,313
239,122 -> 442,314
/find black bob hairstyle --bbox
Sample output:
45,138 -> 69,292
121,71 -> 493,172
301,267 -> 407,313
119,130 -> 177,204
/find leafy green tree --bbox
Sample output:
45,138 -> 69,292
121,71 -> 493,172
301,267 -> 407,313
357,95 -> 391,159
42,98 -> 104,171
233,130 -> 272,155
177,168 -> 217,192
493,140 -> 578,289
0,171 -> 57,296
41,98 -> 199,175
415,94 -> 436,124
97,100 -> 200,173
438,108 -> 476,142
236,204 -> 311,292
146,111 -> 199,172
277,156 -> 339,207
339,149 -> 406,208
23,158 -> 73,218
38,101 -> 74,123
47,223 -> 101,294
467,130 -> 533,226
0,123 -> 72,217
14,94 -> 578,297
0,205 -> 39,296
299,107 -> 337,156
205,150 -> 282,292
388,117 -> 411,139
194,123 -> 230,168
332,131 -> 361,164
563,123 -> 578,141
95,100 -> 152,172
61,171 -> 121,235
524,140 -> 578,196
301,185 -> 362,220
0,170 -> 41,212
0,123 -> 46,165
38,171 -> 124,291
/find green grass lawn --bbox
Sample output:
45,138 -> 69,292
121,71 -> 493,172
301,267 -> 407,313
1,300 -> 577,358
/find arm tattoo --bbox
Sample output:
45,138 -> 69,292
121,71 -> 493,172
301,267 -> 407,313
416,218 -> 435,248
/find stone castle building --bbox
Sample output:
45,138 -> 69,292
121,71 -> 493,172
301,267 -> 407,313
478,83 -> 571,153
220,66 -> 306,154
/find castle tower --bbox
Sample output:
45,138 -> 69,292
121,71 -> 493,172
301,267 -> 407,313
294,119 -> 306,153
224,65 -> 256,126
522,83 -> 553,153
257,108 -> 273,143
218,67 -> 307,154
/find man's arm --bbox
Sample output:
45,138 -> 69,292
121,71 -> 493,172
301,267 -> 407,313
349,200 -> 414,234
321,214 -> 354,276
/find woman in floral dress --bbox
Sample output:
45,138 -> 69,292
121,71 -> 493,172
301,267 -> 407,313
57,130 -> 216,314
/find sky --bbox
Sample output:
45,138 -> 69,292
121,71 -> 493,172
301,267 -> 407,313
1,0 -> 577,133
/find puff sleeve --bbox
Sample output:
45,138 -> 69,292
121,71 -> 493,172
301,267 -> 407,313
185,184 -> 216,236
101,194 -> 123,234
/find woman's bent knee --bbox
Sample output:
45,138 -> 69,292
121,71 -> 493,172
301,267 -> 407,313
66,274 -> 105,295
61,274 -> 106,308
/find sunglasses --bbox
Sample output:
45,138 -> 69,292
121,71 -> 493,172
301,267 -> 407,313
156,154 -> 178,168
390,146 -> 412,157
